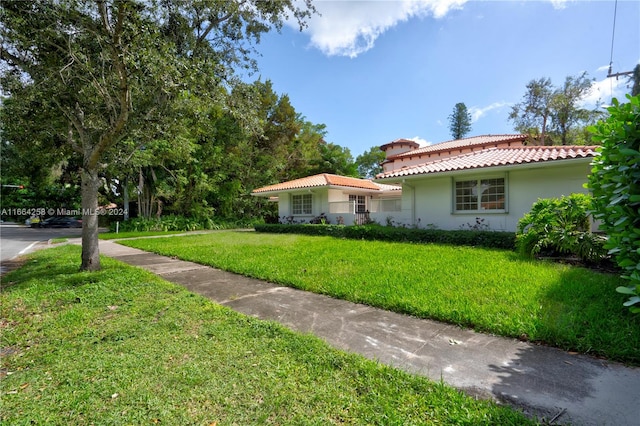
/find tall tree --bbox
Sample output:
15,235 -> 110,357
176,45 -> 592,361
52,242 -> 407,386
448,102 -> 472,140
509,73 -> 600,145
0,0 -> 315,271
509,78 -> 554,145
550,72 -> 598,145
308,141 -> 358,177
355,147 -> 386,179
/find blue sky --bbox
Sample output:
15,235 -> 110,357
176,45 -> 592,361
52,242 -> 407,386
249,0 -> 639,158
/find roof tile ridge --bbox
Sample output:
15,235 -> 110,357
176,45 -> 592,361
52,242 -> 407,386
401,146 -> 500,169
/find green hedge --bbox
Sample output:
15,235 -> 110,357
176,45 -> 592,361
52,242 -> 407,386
254,224 -> 516,250
111,215 -> 257,233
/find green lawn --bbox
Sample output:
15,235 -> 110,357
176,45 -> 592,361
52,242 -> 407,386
1,246 -> 533,425
120,231 -> 640,364
99,230 -> 197,240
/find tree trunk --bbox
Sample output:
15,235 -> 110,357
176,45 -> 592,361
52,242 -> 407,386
80,166 -> 101,271
540,114 -> 548,146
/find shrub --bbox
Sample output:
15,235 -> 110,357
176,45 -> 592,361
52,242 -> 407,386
588,95 -> 640,313
110,215 -> 255,233
254,223 -> 516,250
515,193 -> 608,264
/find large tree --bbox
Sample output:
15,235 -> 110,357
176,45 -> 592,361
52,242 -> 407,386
0,0 -> 314,271
308,141 -> 358,177
448,102 -> 472,140
355,146 -> 386,179
509,73 -> 600,145
509,78 -> 554,145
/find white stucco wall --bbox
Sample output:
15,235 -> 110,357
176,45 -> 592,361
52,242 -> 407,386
390,161 -> 592,232
276,189 -> 327,222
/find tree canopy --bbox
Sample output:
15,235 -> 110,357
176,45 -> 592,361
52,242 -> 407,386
448,102 -> 472,140
509,73 -> 601,145
0,0 -> 316,270
355,147 -> 386,179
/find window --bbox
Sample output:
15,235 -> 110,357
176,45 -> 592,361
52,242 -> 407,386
349,195 -> 367,213
455,177 -> 505,212
292,194 -> 312,215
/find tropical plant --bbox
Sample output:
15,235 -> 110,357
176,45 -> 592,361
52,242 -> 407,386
588,95 -> 640,313
516,193 -> 608,263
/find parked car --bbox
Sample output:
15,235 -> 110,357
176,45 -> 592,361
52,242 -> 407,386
26,216 -> 41,227
40,216 -> 82,228
37,217 -> 60,228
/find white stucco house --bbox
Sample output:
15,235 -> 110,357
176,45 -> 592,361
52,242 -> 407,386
375,134 -> 598,232
251,134 -> 598,231
251,173 -> 402,225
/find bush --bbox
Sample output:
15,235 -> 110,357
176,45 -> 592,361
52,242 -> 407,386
515,193 -> 608,264
588,95 -> 640,313
110,215 -> 256,233
254,223 -> 516,250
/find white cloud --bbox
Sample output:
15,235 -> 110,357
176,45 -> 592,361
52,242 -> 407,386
296,0 -> 468,58
581,77 -> 630,108
409,136 -> 432,147
292,0 -> 590,58
548,0 -> 571,10
468,102 -> 509,122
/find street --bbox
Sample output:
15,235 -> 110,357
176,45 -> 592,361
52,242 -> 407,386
0,222 -> 83,263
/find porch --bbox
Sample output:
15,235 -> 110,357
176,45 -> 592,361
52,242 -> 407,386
328,198 -> 401,225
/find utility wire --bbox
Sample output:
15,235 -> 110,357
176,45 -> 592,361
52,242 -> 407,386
608,0 -> 618,76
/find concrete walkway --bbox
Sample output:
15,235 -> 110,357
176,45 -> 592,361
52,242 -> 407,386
92,240 -> 640,425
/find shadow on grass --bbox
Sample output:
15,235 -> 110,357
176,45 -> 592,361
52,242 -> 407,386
1,245 -> 118,293
538,266 -> 640,364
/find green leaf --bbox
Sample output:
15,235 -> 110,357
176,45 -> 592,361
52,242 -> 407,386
616,286 -> 637,295
623,296 -> 640,307
618,148 -> 640,156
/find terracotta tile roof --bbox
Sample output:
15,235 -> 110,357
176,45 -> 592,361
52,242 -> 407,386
388,134 -> 527,159
252,173 -> 399,194
376,146 -> 598,179
379,138 -> 421,151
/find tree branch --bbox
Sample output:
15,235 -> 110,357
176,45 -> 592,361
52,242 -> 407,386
89,0 -> 130,168
196,0 -> 247,46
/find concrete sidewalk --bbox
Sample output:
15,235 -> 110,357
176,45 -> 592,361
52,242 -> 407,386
94,239 -> 638,425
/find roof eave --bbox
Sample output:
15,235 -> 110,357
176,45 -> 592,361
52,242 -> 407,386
375,156 -> 595,183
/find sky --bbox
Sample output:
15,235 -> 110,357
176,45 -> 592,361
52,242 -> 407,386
246,0 -> 640,158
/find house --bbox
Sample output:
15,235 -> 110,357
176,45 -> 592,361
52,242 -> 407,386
375,134 -> 598,232
251,173 -> 402,225
251,134 -> 598,231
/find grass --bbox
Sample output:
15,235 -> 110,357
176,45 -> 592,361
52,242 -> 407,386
120,231 -> 640,364
49,237 -> 68,244
99,230 -> 196,240
0,245 -> 534,425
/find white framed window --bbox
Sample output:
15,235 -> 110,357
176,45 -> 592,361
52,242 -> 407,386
292,194 -> 312,215
454,177 -> 506,212
349,194 -> 367,213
